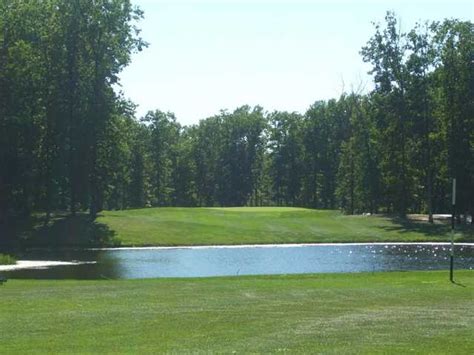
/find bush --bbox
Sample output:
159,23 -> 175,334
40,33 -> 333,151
0,254 -> 16,265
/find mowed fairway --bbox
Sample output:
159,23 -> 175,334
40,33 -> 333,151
1,271 -> 473,353
97,207 -> 471,246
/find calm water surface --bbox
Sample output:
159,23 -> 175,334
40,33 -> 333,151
3,244 -> 473,279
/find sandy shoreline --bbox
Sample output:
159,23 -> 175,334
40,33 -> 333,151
0,260 -> 96,271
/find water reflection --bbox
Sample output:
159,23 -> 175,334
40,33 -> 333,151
3,244 -> 473,280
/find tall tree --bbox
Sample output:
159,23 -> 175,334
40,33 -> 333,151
145,110 -> 181,206
268,111 -> 304,206
336,95 -> 380,214
405,23 -> 438,221
434,20 -> 474,222
361,12 -> 413,216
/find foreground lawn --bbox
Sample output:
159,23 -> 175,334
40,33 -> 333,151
97,207 -> 472,246
1,271 -> 472,353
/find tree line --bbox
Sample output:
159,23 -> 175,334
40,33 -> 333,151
0,0 -> 146,223
1,5 -> 472,226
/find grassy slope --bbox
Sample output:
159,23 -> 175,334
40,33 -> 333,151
97,207 -> 472,246
1,271 -> 472,353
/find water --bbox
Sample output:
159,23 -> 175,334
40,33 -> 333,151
2,243 -> 473,279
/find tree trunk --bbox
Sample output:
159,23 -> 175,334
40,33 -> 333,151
427,158 -> 433,223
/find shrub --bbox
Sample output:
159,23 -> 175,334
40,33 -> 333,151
0,254 -> 16,265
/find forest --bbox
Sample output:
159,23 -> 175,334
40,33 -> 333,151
0,1 -> 473,227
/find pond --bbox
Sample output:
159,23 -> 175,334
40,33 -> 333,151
2,243 -> 473,280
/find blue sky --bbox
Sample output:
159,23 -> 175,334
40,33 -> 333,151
119,0 -> 473,125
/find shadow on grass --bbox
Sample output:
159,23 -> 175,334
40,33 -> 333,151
378,215 -> 474,242
0,213 -> 121,250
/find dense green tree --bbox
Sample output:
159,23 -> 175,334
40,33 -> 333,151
405,23 -> 439,221
302,97 -> 350,208
336,95 -> 380,214
268,111 -> 304,206
0,0 -> 49,219
215,106 -> 267,206
2,2 -> 473,247
192,115 -> 223,206
361,12 -> 414,216
128,119 -> 152,208
0,0 -> 145,224
172,127 -> 197,206
433,19 -> 474,222
144,110 -> 181,206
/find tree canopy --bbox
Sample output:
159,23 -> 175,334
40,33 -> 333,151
1,5 -> 473,231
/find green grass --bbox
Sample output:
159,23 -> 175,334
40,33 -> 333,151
97,207 -> 473,246
0,253 -> 16,265
3,207 -> 472,248
1,271 -> 472,353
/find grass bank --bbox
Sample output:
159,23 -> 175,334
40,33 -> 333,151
2,207 -> 472,248
0,271 -> 472,353
97,207 -> 472,246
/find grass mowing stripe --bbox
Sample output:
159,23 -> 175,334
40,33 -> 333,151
1,270 -> 473,353
97,207 -> 473,246
14,207 -> 472,248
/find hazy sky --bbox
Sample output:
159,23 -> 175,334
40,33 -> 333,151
118,0 -> 473,125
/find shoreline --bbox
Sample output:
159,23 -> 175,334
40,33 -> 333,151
89,241 -> 474,251
0,260 -> 96,271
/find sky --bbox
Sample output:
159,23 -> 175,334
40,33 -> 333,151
118,0 -> 473,125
